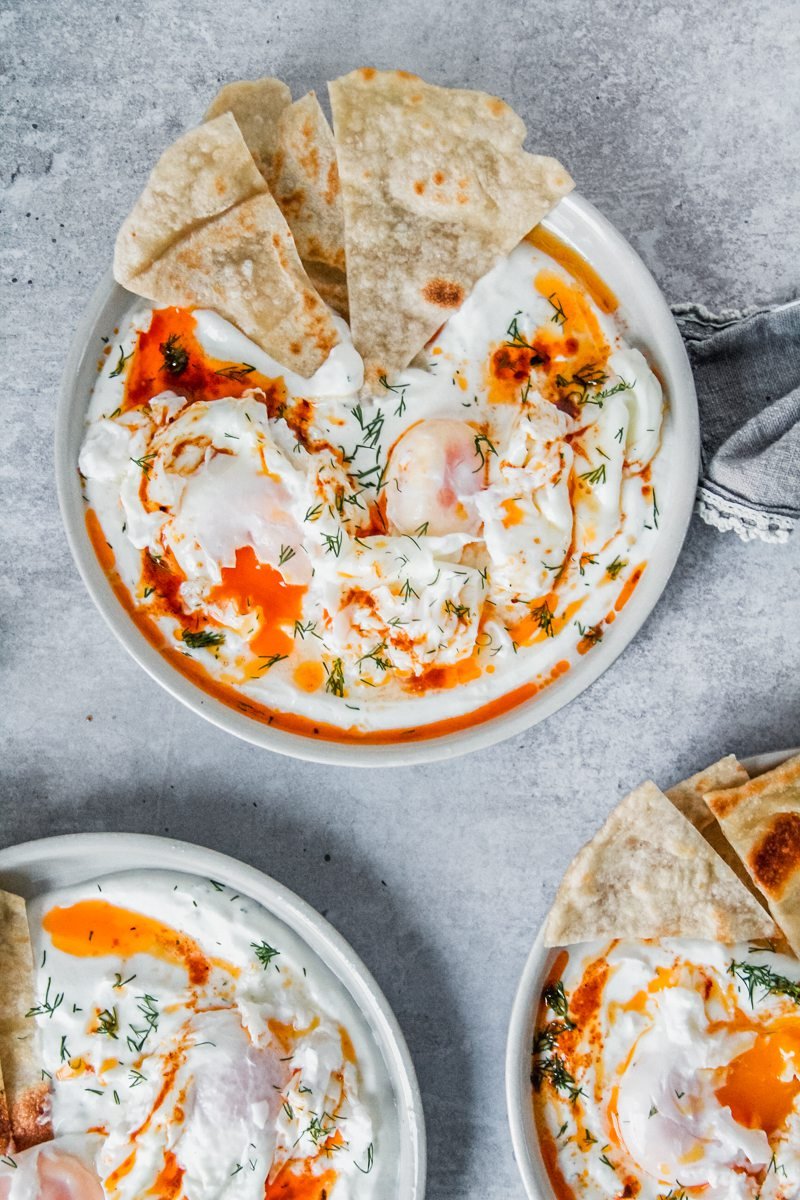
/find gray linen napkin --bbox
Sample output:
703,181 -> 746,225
672,300 -> 800,543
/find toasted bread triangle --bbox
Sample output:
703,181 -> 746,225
706,754 -> 800,954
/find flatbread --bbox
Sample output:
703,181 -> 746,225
0,891 -> 52,1151
271,93 -> 348,318
204,83 -> 348,319
115,113 -> 266,282
544,780 -> 778,947
666,754 -> 765,904
705,754 -> 800,954
133,192 -> 340,378
205,77 -> 292,176
114,114 -> 339,377
328,67 -> 574,386
0,1059 -> 12,1156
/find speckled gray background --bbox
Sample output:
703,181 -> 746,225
2,1 -> 799,1195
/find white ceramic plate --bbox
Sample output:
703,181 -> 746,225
0,832 -> 426,1199
56,192 -> 699,766
505,747 -> 800,1200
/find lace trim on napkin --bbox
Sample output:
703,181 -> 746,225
695,486 -> 793,544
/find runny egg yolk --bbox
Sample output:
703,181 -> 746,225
715,1025 -> 800,1136
385,418 -> 485,537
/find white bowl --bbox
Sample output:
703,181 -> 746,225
505,748 -> 800,1200
0,832 -> 426,1199
56,193 -> 699,766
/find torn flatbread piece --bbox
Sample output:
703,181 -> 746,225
205,77 -> 292,176
0,1058 -> 12,1156
114,114 -> 340,377
706,753 -> 800,954
204,83 -> 348,318
0,890 -> 52,1151
666,754 -> 765,904
328,67 -> 574,386
114,113 -> 266,282
271,93 -> 348,319
544,780 -> 777,947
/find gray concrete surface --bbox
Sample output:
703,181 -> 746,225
2,1 -> 799,1196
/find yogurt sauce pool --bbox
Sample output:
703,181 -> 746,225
533,939 -> 800,1200
78,233 -> 669,739
13,871 -> 391,1199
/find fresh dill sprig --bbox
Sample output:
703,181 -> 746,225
26,978 -> 64,1019
182,628 -> 225,649
729,959 -> 800,1007
96,1007 -> 119,1039
252,941 -> 280,970
355,1142 -> 374,1174
357,642 -> 393,673
258,654 -> 288,672
576,621 -> 603,646
548,293 -> 567,327
473,433 -> 497,471
606,555 -> 628,581
126,995 -> 159,1054
130,452 -> 156,474
579,463 -> 607,487
160,334 -> 188,376
215,363 -> 255,381
531,599 -> 555,638
109,346 -> 132,378
322,529 -> 343,557
325,658 -> 346,697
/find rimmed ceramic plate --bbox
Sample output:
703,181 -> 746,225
56,192 -> 699,766
0,832 -> 426,1199
505,747 -> 800,1200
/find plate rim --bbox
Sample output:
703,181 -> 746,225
56,190 -> 700,766
0,830 -> 427,1200
504,747 -> 800,1200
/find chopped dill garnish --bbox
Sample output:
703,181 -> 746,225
532,1054 -> 584,1103
578,463 -> 607,487
357,642 -> 393,673
548,293 -> 567,326
444,599 -> 471,623
252,941 -> 280,970
160,334 -> 188,376
729,959 -> 800,1007
606,555 -> 628,580
324,658 -> 346,697
258,654 -> 288,672
181,628 -> 225,649
126,995 -> 159,1054
355,1142 -> 375,1174
531,599 -> 555,638
96,1007 -> 119,1039
130,452 -> 156,474
473,433 -> 497,471
543,981 -> 571,1019
215,363 -> 255,381
278,544 -> 295,566
109,346 -> 132,378
26,978 -> 64,1020
576,621 -> 603,646
321,529 -> 343,557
